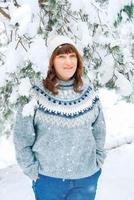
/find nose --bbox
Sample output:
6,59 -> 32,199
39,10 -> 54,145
65,56 -> 72,65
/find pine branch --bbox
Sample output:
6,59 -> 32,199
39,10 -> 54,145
13,0 -> 20,7
0,7 -> 10,19
61,6 -> 78,21
15,37 -> 28,52
90,2 -> 104,31
38,0 -> 46,7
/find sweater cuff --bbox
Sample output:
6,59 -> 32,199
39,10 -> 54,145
23,161 -> 39,180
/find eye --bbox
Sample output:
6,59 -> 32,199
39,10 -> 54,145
69,53 -> 76,57
58,55 -> 65,58
70,54 -> 76,58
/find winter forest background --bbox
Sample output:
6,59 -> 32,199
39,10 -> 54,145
0,0 -> 134,200
0,0 -> 134,137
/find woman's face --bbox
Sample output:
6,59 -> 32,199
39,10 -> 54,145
53,52 -> 77,81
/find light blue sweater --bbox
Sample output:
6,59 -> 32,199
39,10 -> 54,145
13,77 -> 106,180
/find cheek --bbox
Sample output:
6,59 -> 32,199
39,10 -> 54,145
54,64 -> 64,75
74,59 -> 78,66
54,59 -> 64,68
74,60 -> 78,69
53,60 -> 60,71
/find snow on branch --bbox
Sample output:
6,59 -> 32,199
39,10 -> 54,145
0,0 -> 134,137
106,134 -> 134,151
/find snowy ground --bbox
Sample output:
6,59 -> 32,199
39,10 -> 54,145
0,88 -> 134,200
96,143 -> 134,200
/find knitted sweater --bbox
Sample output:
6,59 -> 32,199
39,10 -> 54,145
13,77 -> 106,180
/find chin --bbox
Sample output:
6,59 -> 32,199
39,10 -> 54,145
60,71 -> 75,80
65,74 -> 74,79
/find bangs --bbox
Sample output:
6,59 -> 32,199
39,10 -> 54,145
54,44 -> 77,55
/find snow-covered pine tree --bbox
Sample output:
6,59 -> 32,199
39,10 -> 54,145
0,0 -> 133,137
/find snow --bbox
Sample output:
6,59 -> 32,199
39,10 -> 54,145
99,89 -> 134,140
0,88 -> 134,200
0,137 -> 16,169
9,86 -> 19,104
3,41 -> 28,74
98,55 -> 114,85
22,99 -> 37,117
96,144 -> 134,200
115,70 -> 133,96
0,165 -> 34,200
0,0 -> 134,199
0,66 -> 7,87
9,0 -> 40,37
18,77 -> 32,97
108,0 -> 132,25
0,0 -> 133,100
28,36 -> 49,77
10,4 -> 32,36
77,21 -> 93,46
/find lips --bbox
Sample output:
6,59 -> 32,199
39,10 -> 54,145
64,66 -> 73,69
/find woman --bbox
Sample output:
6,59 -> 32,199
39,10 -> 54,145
14,35 -> 106,200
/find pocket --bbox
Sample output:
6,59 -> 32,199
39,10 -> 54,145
97,168 -> 102,176
32,180 -> 35,188
32,174 -> 45,189
32,175 -> 46,200
32,180 -> 38,199
93,169 -> 102,181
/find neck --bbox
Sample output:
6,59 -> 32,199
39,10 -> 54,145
57,77 -> 74,90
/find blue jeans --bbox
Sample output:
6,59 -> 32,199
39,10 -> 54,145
32,169 -> 101,200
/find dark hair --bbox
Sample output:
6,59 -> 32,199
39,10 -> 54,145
42,44 -> 83,95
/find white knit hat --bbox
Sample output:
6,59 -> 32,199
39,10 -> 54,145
47,35 -> 78,57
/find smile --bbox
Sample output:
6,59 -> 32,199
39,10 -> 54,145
64,67 -> 73,69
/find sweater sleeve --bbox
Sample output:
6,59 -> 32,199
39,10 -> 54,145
13,105 -> 39,180
92,99 -> 106,168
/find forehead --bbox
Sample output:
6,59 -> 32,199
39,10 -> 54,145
55,44 -> 77,55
